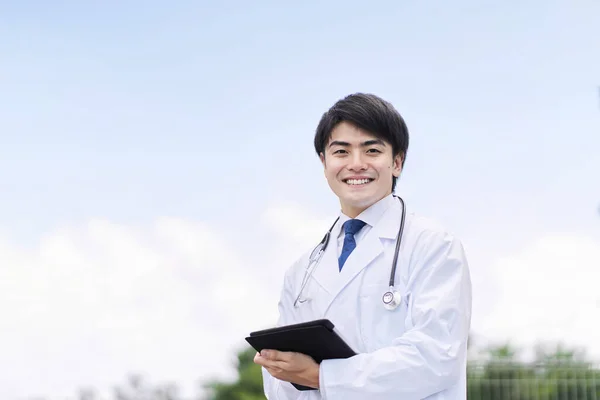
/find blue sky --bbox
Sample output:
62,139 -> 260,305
1,1 -> 599,399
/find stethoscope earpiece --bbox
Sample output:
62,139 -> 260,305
382,288 -> 402,310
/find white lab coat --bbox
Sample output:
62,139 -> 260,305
261,196 -> 472,399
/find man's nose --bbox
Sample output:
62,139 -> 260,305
348,152 -> 367,170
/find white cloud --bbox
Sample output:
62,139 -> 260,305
2,205 -> 598,400
476,233 -> 600,362
0,203 -> 338,400
260,201 -> 335,271
262,201 -> 333,246
0,217 -> 280,400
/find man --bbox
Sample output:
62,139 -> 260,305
254,93 -> 472,399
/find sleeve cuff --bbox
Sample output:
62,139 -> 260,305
318,359 -> 334,399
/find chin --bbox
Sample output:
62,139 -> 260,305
340,193 -> 380,211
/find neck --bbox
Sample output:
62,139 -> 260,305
342,206 -> 364,219
341,192 -> 392,218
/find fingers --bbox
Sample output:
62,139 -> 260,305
260,349 -> 292,361
253,350 -> 319,388
253,349 -> 303,375
254,352 -> 285,370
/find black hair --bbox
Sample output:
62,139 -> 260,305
313,93 -> 409,191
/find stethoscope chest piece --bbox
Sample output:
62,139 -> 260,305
382,287 -> 402,310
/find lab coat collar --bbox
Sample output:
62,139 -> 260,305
334,194 -> 397,240
370,194 -> 404,240
313,194 -> 402,314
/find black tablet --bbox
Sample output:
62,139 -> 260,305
246,319 -> 356,391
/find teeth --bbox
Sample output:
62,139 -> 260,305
346,179 -> 371,185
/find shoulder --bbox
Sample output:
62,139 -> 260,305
407,213 -> 459,240
404,212 -> 467,260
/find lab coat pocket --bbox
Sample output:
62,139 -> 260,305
359,283 -> 411,350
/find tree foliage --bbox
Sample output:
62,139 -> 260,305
468,342 -> 600,400
201,347 -> 265,400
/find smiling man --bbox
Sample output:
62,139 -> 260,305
254,93 -> 472,399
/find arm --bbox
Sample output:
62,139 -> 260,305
319,232 -> 472,399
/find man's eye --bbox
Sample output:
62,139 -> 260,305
333,149 -> 347,154
367,148 -> 382,153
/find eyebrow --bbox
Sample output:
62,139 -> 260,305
328,139 -> 387,148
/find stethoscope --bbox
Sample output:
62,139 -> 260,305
293,195 -> 406,311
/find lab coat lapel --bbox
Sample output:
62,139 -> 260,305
324,228 -> 384,313
311,230 -> 338,295
322,199 -> 402,313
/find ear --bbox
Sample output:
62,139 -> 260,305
392,154 -> 403,177
319,152 -> 326,166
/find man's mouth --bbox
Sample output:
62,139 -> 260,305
343,178 -> 374,186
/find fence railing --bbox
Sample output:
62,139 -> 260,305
467,361 -> 600,400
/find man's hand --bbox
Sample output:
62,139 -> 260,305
254,349 -> 320,389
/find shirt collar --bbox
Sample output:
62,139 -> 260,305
335,194 -> 395,238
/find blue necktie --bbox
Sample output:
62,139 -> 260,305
338,219 -> 366,271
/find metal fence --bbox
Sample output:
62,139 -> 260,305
467,362 -> 600,400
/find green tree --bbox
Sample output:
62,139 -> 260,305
467,342 -> 600,400
201,346 -> 266,400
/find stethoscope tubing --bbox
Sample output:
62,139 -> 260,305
294,196 -> 406,308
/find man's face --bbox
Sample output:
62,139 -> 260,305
319,121 -> 402,218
